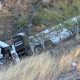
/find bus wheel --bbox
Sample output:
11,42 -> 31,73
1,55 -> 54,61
34,45 -> 43,55
27,48 -> 33,56
44,40 -> 56,51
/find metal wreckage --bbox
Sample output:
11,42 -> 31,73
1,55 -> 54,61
0,16 -> 80,65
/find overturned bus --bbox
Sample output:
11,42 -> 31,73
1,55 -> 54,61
13,16 -> 80,56
0,16 -> 80,64
13,28 -> 73,56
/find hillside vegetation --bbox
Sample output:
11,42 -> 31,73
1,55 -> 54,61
0,0 -> 80,40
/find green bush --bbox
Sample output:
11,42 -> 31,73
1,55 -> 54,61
13,17 -> 28,33
16,17 -> 27,28
32,15 -> 42,26
36,1 -> 80,27
37,9 -> 65,26
50,2 -> 80,19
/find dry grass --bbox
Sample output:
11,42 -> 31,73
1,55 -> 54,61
0,53 -> 58,80
0,46 -> 80,80
0,38 -> 80,80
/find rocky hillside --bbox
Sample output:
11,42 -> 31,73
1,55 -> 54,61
0,0 -> 80,40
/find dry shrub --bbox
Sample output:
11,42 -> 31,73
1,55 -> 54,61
0,46 -> 80,80
0,52 -> 59,80
59,46 -> 80,73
